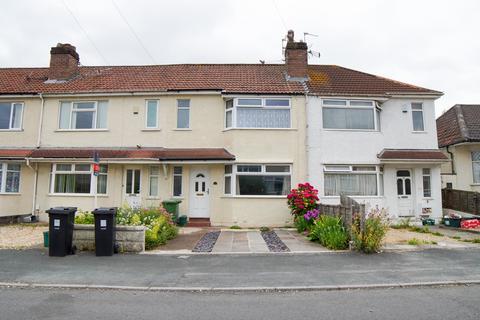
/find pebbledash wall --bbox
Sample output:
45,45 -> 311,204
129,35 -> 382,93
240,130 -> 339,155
306,96 -> 443,219
0,94 -> 306,227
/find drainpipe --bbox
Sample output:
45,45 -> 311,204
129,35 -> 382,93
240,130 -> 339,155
446,145 -> 456,175
26,158 -> 39,219
36,93 -> 45,148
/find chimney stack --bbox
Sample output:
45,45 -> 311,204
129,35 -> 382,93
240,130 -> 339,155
284,30 -> 308,80
48,43 -> 80,81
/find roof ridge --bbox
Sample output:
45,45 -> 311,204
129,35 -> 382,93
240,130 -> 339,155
330,65 -> 441,94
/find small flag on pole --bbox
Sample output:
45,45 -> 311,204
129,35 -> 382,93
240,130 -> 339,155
93,151 -> 100,176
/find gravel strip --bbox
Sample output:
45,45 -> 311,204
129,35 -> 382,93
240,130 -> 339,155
192,231 -> 221,252
261,231 -> 290,252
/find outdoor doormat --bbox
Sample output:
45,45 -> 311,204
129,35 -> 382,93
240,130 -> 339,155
261,230 -> 290,252
192,231 -> 221,252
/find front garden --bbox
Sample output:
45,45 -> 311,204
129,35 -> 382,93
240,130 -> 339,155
75,205 -> 178,250
287,183 -> 389,253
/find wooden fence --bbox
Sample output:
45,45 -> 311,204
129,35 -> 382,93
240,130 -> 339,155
317,194 -> 366,234
442,188 -> 480,215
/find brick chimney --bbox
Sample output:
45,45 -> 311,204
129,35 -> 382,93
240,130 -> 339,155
48,43 -> 80,81
284,30 -> 308,79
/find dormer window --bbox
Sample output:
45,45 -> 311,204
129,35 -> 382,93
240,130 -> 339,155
322,99 -> 380,131
225,98 -> 291,129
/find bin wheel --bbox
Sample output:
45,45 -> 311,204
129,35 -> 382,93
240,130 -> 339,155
70,245 -> 77,255
114,243 -> 120,254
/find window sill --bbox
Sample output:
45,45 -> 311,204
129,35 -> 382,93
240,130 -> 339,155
146,196 -> 161,200
0,129 -> 23,132
223,128 -> 296,131
0,192 -> 21,195
322,129 -> 380,133
222,195 -> 287,199
422,197 -> 434,200
174,128 -> 191,131
412,131 -> 428,134
142,128 -> 161,132
48,193 -> 109,197
55,129 -> 109,132
321,195 -> 385,199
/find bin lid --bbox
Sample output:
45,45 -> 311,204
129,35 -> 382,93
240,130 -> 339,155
162,199 -> 182,204
46,207 -> 78,214
92,207 -> 118,215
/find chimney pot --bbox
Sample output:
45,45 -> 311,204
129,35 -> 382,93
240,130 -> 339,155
48,43 -> 80,81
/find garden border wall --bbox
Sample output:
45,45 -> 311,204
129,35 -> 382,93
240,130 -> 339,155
73,224 -> 146,253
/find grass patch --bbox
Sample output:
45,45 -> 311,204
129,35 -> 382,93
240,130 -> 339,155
463,238 -> 480,243
431,231 -> 444,237
450,236 -> 461,240
259,226 -> 270,232
229,225 -> 242,230
407,238 -> 421,246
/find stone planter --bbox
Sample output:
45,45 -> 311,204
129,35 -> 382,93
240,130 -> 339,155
73,224 -> 146,253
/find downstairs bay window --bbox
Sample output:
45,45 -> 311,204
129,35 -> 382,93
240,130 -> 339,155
0,163 -> 21,193
224,164 -> 291,196
225,98 -> 291,129
50,163 -> 108,194
324,165 -> 383,196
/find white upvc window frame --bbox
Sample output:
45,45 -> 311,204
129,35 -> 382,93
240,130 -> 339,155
224,163 -> 292,196
50,163 -> 108,195
224,97 -> 292,129
0,102 -> 24,131
176,99 -> 190,129
58,100 -> 108,130
422,168 -> 432,198
411,102 -> 425,132
321,99 -> 381,131
323,164 -> 384,197
172,166 -> 183,197
145,100 -> 159,129
149,165 -> 160,197
0,162 -> 21,193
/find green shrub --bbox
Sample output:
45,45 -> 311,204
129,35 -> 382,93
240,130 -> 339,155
352,208 -> 389,254
74,211 -> 94,224
407,238 -> 421,245
230,225 -> 242,230
308,216 -> 349,250
294,216 -> 310,233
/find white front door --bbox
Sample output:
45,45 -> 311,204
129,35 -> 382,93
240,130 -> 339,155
125,168 -> 141,208
396,169 -> 414,216
189,168 -> 210,218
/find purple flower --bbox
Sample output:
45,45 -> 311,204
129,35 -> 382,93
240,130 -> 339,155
304,208 -> 320,221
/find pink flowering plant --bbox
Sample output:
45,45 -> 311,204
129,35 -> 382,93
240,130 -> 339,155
287,183 -> 320,232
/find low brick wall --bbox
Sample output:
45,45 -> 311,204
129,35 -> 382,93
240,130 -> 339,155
73,224 -> 146,253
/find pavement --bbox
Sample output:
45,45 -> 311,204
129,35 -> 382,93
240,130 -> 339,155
1,247 -> 480,291
1,285 -> 480,320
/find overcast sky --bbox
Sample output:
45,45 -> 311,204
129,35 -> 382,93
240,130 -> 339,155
1,0 -> 479,116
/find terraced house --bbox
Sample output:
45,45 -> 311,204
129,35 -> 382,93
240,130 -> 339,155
0,32 -> 447,225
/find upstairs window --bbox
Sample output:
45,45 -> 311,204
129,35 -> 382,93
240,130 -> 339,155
412,103 -> 425,131
145,100 -> 159,129
0,102 -> 23,130
225,98 -> 291,129
177,99 -> 190,129
322,100 -> 380,130
59,101 -> 108,130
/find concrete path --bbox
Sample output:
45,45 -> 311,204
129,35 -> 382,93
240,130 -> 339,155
1,248 -> 479,290
209,229 -> 327,253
